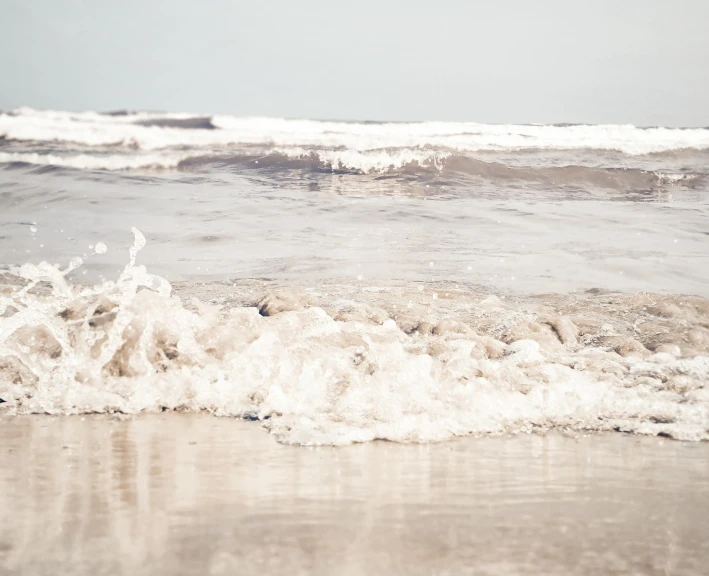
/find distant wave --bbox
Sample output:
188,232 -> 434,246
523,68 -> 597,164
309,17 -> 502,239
0,151 -> 184,171
178,152 -> 705,190
2,108 -> 709,155
1,149 -> 704,194
1,108 -> 707,198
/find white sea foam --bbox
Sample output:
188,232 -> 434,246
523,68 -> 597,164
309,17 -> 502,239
272,146 -> 450,172
0,149 -> 447,173
1,229 -> 707,445
2,108 -> 709,158
0,151 -> 186,171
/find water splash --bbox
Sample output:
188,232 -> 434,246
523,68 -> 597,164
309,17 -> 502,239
1,230 -> 708,445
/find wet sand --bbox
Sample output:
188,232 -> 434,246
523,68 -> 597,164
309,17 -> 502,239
1,414 -> 708,576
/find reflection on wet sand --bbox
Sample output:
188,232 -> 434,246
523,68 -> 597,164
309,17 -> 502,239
1,414 -> 708,575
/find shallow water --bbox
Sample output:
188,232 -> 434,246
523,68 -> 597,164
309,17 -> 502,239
2,165 -> 709,296
1,414 -> 708,576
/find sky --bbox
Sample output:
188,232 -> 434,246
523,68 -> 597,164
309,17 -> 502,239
1,0 -> 708,126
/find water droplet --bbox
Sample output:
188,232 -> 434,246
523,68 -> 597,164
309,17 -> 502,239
128,228 -> 146,266
432,293 -> 438,300
357,274 -> 363,281
95,242 -> 107,254
29,226 -> 37,233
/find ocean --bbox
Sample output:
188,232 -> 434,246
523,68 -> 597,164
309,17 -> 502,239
1,107 -> 708,445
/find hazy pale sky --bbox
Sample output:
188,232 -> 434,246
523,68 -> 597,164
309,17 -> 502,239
2,0 -> 708,125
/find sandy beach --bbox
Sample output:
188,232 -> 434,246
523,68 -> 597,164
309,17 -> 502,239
1,414 -> 707,576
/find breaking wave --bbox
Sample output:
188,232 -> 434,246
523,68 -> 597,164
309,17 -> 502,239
1,148 -> 704,194
2,107 -> 709,155
1,107 -> 708,201
1,108 -> 708,199
1,229 -> 708,445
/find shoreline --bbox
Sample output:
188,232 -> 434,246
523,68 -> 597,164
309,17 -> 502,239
2,413 -> 708,575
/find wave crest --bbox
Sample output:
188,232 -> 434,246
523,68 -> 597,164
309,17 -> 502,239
2,149 -> 703,195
